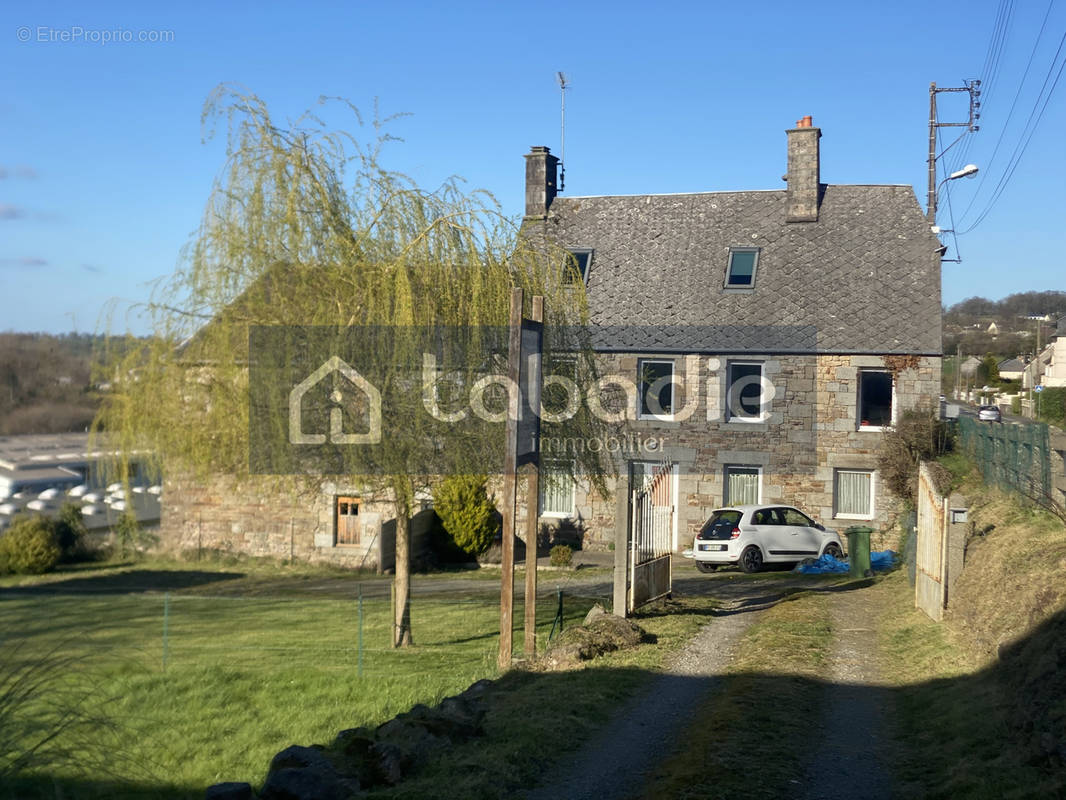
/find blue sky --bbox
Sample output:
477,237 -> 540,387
1,0 -> 1063,335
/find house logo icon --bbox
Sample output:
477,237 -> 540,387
288,356 -> 382,445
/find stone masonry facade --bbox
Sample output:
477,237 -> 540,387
160,471 -> 391,569
544,352 -> 940,552
159,351 -> 939,561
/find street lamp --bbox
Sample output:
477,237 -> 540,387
948,164 -> 979,181
930,164 -> 978,226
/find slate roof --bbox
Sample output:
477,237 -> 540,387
530,185 -> 942,355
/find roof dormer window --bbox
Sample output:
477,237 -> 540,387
725,247 -> 759,288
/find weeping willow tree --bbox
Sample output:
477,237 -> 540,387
97,85 -> 612,647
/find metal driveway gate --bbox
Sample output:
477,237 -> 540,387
626,461 -> 674,614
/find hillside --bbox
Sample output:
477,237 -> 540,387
0,333 -> 103,434
942,460 -> 1066,769
944,290 -> 1066,359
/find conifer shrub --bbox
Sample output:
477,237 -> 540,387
0,515 -> 61,575
54,502 -> 88,561
434,474 -> 498,556
550,544 -> 573,567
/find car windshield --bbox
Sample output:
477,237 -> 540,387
699,509 -> 742,540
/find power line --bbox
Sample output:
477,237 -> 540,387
956,0 -> 1057,222
978,0 -> 1015,110
937,127 -> 964,264
959,26 -> 1066,233
949,0 -> 1013,176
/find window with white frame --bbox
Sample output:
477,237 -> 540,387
724,465 -> 761,506
540,462 -> 575,517
835,469 -> 874,519
637,359 -> 675,419
857,370 -> 893,429
726,361 -> 767,421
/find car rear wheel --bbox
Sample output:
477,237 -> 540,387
695,561 -> 718,573
823,542 -> 843,559
740,546 -> 763,573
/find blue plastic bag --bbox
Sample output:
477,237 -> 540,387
794,550 -> 898,574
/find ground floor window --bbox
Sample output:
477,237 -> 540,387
336,496 -> 361,544
834,470 -> 874,519
724,465 -> 761,506
540,463 -> 575,517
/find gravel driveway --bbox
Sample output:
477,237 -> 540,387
799,588 -> 895,800
522,574 -> 811,800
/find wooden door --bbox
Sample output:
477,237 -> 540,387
336,496 -> 361,545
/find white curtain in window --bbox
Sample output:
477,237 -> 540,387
541,468 -> 574,515
726,468 -> 759,506
837,471 -> 872,516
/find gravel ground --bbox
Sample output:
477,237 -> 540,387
800,588 -> 895,800
521,579 -> 795,800
521,573 -> 899,800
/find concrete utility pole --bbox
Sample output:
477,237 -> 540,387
926,81 -> 981,224
959,343 -> 967,398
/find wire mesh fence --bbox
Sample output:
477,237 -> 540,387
0,582 -> 602,682
0,576 -> 608,794
957,415 -> 1052,499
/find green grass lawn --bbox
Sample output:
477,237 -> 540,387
0,558 -> 604,799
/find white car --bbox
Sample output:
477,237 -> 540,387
692,504 -> 844,573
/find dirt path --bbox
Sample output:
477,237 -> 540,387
521,575 -> 899,800
522,577 -> 803,800
800,588 -> 895,800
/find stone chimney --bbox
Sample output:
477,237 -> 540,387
524,146 -> 559,218
785,116 -> 822,223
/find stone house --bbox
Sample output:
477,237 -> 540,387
159,115 -> 942,567
520,115 -> 943,551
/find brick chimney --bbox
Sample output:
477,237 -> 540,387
524,146 -> 559,218
785,116 -> 822,223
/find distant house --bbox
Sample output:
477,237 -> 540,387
959,356 -> 982,377
1023,317 -> 1066,389
519,115 -> 942,548
1039,338 -> 1066,388
987,321 -> 1000,336
998,358 -> 1025,382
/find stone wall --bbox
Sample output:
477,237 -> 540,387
160,470 -> 389,569
555,353 -> 940,551
160,352 -> 940,562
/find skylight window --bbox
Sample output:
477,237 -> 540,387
725,248 -> 759,288
564,249 -> 593,284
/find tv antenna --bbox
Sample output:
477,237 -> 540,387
557,71 -> 568,191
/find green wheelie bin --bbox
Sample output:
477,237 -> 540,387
844,525 -> 873,578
